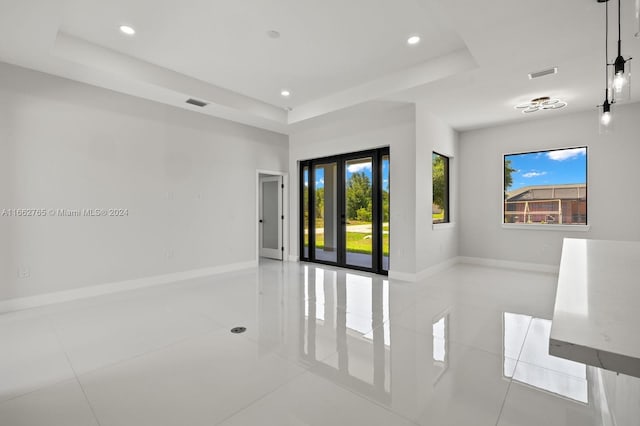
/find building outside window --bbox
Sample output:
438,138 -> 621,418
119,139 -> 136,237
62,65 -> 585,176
504,147 -> 587,225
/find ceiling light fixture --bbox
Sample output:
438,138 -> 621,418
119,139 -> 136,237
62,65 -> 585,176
515,97 -> 567,114
407,35 -> 421,45
119,25 -> 136,36
611,0 -> 632,101
280,90 -> 290,97
598,0 -> 614,133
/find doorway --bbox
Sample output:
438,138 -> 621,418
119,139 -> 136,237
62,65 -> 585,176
258,173 -> 285,261
299,148 -> 389,274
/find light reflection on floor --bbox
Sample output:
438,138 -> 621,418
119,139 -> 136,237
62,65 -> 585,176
504,313 -> 588,403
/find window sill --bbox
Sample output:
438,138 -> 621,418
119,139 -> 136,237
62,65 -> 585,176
433,222 -> 456,230
502,223 -> 591,232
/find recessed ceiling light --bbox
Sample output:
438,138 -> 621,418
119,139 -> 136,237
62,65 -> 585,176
267,30 -> 281,39
119,25 -> 136,36
281,90 -> 291,97
407,35 -> 421,45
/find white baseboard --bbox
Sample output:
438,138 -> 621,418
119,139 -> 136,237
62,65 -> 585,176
388,270 -> 418,282
0,260 -> 258,315
1,256 -> 558,314
287,255 -> 299,262
389,257 -> 460,282
457,256 -> 559,274
389,256 -> 558,282
416,257 -> 460,281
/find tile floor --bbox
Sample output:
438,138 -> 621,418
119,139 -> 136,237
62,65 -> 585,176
0,260 -> 638,426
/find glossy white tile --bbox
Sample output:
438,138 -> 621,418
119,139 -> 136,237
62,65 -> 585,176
0,316 -> 75,403
50,285 -> 224,374
0,379 -> 99,426
78,329 -> 305,426
218,371 -> 417,426
0,261 -> 638,426
309,324 -> 514,426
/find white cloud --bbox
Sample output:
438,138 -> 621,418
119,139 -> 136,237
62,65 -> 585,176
522,171 -> 547,178
546,148 -> 586,161
347,163 -> 372,173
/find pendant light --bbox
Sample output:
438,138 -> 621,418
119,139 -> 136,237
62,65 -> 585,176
599,0 -> 614,133
635,0 -> 640,38
612,0 -> 632,100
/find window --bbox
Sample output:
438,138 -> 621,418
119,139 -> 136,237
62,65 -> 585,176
432,152 -> 450,224
504,147 -> 587,225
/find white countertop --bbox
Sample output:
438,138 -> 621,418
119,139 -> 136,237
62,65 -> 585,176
549,238 -> 640,378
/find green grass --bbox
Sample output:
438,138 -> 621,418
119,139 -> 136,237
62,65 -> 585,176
306,218 -> 390,256
312,232 -> 389,256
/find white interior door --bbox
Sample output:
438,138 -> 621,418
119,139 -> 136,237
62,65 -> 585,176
259,175 -> 283,260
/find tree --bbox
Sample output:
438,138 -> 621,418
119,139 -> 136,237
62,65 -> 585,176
303,182 -> 309,222
504,159 -> 516,196
382,189 -> 389,222
346,172 -> 372,221
315,187 -> 324,218
432,155 -> 446,210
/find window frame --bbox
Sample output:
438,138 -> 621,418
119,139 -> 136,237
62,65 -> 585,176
502,146 -> 590,231
432,152 -> 450,225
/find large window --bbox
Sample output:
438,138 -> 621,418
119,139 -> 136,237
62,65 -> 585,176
504,147 -> 587,225
432,152 -> 450,224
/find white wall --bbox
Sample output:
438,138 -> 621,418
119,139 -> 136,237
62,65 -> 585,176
289,102 -> 417,275
0,62 -> 288,302
415,104 -> 459,274
459,102 -> 640,266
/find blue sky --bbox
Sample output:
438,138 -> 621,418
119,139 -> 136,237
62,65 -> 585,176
310,159 -> 390,191
506,147 -> 587,191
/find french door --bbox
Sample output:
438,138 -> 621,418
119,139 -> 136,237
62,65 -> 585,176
300,148 -> 389,274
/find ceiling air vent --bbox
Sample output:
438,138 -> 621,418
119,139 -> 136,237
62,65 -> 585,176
528,67 -> 558,80
186,98 -> 208,107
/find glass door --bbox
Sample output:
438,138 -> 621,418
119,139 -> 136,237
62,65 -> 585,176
344,156 -> 374,269
312,161 -> 338,263
381,155 -> 390,271
300,148 -> 389,274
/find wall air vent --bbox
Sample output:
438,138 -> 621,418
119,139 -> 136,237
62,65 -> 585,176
186,98 -> 208,107
528,67 -> 558,80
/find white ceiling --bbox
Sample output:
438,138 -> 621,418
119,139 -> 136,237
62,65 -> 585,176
0,0 -> 638,133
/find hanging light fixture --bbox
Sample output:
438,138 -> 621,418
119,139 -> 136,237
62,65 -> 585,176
612,0 -> 632,100
599,0 -> 614,133
635,0 -> 640,38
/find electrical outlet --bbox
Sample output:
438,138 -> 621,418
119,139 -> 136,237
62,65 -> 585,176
17,266 -> 30,279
